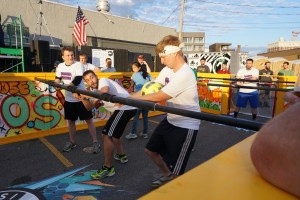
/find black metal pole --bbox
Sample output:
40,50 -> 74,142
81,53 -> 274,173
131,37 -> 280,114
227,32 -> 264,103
35,77 -> 264,131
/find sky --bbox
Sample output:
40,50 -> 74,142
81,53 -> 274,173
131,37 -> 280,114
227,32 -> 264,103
48,0 -> 300,56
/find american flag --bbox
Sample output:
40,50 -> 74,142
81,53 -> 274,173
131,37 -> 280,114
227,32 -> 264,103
73,6 -> 89,46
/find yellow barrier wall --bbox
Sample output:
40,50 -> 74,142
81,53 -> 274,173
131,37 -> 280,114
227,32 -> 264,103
197,73 -> 231,115
0,72 -> 295,144
274,76 -> 297,116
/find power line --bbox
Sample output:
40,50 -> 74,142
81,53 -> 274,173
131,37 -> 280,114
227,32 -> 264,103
194,0 -> 300,9
203,8 -> 300,15
161,4 -> 181,24
184,24 -> 300,29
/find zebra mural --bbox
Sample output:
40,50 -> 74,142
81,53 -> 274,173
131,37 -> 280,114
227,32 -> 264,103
187,52 -> 231,73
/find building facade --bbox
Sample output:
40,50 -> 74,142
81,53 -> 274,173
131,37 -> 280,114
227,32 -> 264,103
0,0 -> 177,71
268,37 -> 300,53
181,32 -> 205,54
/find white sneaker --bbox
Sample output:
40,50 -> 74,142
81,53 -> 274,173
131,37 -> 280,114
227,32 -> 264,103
125,133 -> 137,139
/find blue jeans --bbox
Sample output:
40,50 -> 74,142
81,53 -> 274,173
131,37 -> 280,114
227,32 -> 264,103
131,108 -> 149,134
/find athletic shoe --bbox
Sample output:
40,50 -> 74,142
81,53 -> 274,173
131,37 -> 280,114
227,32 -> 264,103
63,141 -> 76,152
142,134 -> 148,139
114,154 -> 128,163
91,166 -> 115,179
93,142 -> 101,154
152,173 -> 174,188
125,133 -> 137,139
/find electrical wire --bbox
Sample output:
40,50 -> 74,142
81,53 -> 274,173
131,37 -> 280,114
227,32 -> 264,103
194,0 -> 300,9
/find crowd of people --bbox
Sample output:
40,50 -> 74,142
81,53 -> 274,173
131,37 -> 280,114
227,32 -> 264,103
53,35 -> 299,197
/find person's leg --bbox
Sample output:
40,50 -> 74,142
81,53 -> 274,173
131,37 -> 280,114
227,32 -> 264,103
113,138 -> 124,155
68,120 -> 76,143
249,91 -> 259,120
142,110 -> 149,135
145,148 -> 171,176
102,134 -> 114,168
145,118 -> 171,176
235,92 -> 249,118
131,109 -> 141,134
85,118 -> 98,143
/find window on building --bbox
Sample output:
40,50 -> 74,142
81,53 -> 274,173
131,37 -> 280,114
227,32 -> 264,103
194,45 -> 203,51
183,37 -> 192,43
183,45 -> 193,51
194,37 -> 204,43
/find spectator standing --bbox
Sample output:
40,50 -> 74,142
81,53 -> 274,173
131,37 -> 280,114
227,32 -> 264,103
79,53 -> 101,72
234,58 -> 259,120
278,62 -> 294,76
259,61 -> 274,107
196,58 -> 210,73
101,58 -> 116,72
137,54 -> 151,73
54,47 -> 100,153
217,63 -> 230,74
125,62 -> 152,139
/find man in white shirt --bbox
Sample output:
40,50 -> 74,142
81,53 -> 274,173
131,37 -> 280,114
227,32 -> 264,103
82,70 -> 137,179
54,47 -> 100,153
131,35 -> 200,187
79,53 -> 101,72
234,58 -> 259,120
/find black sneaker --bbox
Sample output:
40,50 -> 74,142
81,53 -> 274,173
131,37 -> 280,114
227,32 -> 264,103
63,141 -> 76,152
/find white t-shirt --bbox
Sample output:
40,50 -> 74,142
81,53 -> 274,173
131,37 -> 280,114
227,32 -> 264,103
155,65 -> 201,130
56,62 -> 86,102
83,63 -> 96,71
97,78 -> 136,112
236,67 -> 259,93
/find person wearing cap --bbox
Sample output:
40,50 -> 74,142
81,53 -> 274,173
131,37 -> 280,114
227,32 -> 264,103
130,35 -> 200,187
51,61 -> 60,72
137,54 -> 151,73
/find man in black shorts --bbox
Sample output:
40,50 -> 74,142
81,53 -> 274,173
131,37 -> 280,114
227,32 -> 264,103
55,47 -> 100,153
83,70 -> 137,179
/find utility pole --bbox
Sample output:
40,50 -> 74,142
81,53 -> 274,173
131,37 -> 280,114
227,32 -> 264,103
179,0 -> 185,41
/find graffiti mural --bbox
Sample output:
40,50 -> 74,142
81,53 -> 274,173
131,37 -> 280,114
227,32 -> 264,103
187,52 -> 232,73
198,80 -> 223,112
9,165 -> 134,199
0,78 -> 134,139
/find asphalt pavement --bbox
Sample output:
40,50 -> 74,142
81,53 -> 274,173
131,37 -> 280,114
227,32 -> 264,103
0,114 -> 264,200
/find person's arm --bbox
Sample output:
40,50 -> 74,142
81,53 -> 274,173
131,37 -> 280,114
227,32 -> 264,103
131,90 -> 171,102
94,67 -> 101,72
250,102 -> 300,197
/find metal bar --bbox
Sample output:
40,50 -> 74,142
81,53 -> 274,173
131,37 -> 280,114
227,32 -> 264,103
35,77 -> 264,131
198,76 -> 296,84
198,82 -> 294,92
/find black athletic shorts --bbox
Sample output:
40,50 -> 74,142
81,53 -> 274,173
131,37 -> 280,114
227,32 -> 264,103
64,101 -> 93,121
102,109 -> 137,139
146,117 -> 198,175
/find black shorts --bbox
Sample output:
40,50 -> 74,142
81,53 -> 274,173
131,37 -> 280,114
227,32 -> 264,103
145,117 -> 198,175
64,101 -> 93,121
102,109 -> 137,139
